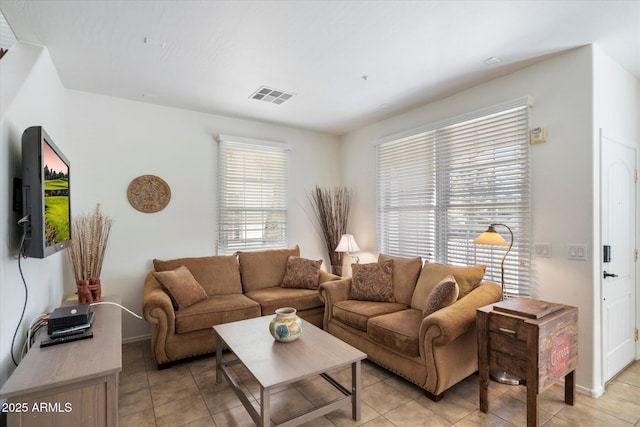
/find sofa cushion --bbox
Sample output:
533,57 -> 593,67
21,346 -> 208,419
153,255 -> 242,296
245,286 -> 323,315
423,274 -> 459,317
332,300 -> 407,331
411,263 -> 486,310
378,254 -> 422,306
238,246 -> 300,292
350,260 -> 395,302
281,256 -> 322,289
175,294 -> 261,334
153,266 -> 208,310
368,309 -> 422,357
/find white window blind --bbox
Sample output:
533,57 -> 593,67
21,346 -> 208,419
217,137 -> 290,254
377,99 -> 531,297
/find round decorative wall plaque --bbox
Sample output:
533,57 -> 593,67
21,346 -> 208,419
127,175 -> 171,213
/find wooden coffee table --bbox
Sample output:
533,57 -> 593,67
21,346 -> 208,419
214,316 -> 366,427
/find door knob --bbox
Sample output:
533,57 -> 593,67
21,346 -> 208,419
603,271 -> 618,279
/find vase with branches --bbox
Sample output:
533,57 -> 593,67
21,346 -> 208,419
68,204 -> 113,303
308,186 -> 352,276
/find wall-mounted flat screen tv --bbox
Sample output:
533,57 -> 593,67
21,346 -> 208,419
21,126 -> 71,258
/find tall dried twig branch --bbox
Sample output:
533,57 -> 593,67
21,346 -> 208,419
307,186 -> 352,275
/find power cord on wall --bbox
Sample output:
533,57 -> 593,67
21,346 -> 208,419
11,224 -> 29,366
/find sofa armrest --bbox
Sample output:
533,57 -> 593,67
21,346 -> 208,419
142,272 -> 177,364
318,269 -> 341,284
419,280 -> 501,350
142,272 -> 175,325
318,278 -> 352,329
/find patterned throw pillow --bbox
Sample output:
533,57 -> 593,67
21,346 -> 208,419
153,265 -> 208,310
350,260 -> 395,302
423,274 -> 459,317
281,256 -> 323,289
378,254 -> 422,305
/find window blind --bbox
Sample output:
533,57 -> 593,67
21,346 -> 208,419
377,100 -> 531,297
217,137 -> 290,254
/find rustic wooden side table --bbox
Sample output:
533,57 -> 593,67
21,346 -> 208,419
477,298 -> 578,427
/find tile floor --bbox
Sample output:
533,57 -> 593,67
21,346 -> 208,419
119,340 -> 640,427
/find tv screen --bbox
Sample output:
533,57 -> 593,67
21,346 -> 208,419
22,126 -> 71,258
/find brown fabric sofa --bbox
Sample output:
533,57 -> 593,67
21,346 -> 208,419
319,254 -> 502,401
142,246 -> 340,368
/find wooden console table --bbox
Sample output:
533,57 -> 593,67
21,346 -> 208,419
0,296 -> 122,426
477,298 -> 578,427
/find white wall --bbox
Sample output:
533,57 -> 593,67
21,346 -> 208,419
592,45 -> 640,392
340,47 -> 602,393
0,42 -> 66,385
64,90 -> 341,341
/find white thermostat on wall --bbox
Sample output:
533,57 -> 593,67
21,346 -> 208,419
530,127 -> 547,144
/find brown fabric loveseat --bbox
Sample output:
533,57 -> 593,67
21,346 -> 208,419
319,254 -> 502,401
142,246 -> 340,368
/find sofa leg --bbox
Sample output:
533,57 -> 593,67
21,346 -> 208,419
425,390 -> 444,402
157,361 -> 172,370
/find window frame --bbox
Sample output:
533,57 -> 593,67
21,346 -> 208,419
376,97 -> 532,297
217,135 -> 291,255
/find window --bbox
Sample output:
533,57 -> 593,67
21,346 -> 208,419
376,98 -> 531,296
217,135 -> 291,254
0,11 -> 17,51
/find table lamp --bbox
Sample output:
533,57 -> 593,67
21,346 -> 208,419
335,234 -> 360,264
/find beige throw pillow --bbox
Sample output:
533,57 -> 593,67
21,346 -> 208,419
411,263 -> 485,310
423,274 -> 459,317
281,256 -> 323,289
350,260 -> 395,302
153,266 -> 208,310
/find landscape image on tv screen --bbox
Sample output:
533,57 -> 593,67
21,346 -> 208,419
43,140 -> 70,247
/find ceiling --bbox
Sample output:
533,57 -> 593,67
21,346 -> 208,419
1,1 -> 638,135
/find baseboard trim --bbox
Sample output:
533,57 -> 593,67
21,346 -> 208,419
122,333 -> 151,344
586,384 -> 604,398
542,376 -> 601,398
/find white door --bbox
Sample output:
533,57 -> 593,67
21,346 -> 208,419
601,131 -> 637,382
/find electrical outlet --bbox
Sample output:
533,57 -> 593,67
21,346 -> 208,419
534,242 -> 552,258
568,244 -> 587,261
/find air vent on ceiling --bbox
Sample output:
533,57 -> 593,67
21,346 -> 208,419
250,86 -> 294,105
483,56 -> 501,66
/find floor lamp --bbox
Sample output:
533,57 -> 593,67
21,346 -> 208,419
473,223 -> 520,386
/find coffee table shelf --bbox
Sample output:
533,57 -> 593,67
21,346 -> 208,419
214,316 -> 366,427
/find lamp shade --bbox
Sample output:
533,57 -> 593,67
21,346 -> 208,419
335,234 -> 360,253
473,225 -> 508,246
